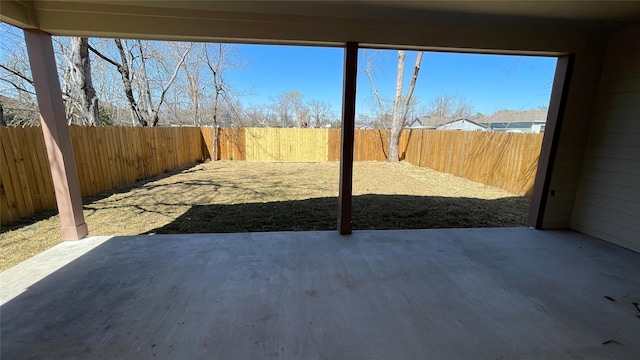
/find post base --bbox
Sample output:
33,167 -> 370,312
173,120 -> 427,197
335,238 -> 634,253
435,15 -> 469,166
60,223 -> 89,241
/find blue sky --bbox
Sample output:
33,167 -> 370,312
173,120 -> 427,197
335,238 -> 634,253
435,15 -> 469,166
228,44 -> 557,118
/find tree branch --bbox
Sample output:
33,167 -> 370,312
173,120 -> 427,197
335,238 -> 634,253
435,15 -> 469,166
0,64 -> 34,85
363,50 -> 386,118
87,44 -> 121,67
0,77 -> 36,95
151,42 -> 193,126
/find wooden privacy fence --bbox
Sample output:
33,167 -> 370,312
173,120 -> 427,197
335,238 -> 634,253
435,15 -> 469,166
1,126 -> 205,224
1,126 -> 543,224
215,128 -> 543,196
398,130 -> 543,196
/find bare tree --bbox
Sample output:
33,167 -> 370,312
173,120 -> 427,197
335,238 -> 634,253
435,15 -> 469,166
270,90 -> 306,128
270,92 -> 291,127
180,48 -> 203,126
308,99 -> 332,128
132,40 -> 192,126
290,91 -> 308,127
363,50 -> 391,129
0,30 -> 92,126
87,38 -> 127,125
202,43 -> 226,133
0,62 -> 35,98
54,36 -> 85,124
199,43 -> 248,159
364,50 -> 424,161
149,42 -> 192,126
428,93 -> 473,118
89,39 -> 147,125
389,51 -> 423,161
0,62 -> 38,125
90,39 -> 191,126
0,24 -> 39,125
244,104 -> 271,127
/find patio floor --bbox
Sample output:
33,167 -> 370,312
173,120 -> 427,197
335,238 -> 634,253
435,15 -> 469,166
2,227 -> 640,359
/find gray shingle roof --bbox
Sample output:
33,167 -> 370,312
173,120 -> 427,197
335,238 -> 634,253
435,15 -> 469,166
479,109 -> 547,124
412,116 -> 456,128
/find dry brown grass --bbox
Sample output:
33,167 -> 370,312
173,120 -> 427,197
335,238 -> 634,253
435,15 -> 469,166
0,161 -> 529,271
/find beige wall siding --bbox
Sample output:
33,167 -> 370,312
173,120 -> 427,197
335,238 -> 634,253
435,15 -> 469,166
571,25 -> 640,252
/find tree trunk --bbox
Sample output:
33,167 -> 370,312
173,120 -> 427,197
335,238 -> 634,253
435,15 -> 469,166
388,51 -> 423,162
212,126 -> 218,161
186,72 -> 199,126
212,89 -> 220,161
388,51 -> 406,162
113,40 -> 147,126
71,37 -> 99,125
137,40 -> 153,120
399,52 -> 423,125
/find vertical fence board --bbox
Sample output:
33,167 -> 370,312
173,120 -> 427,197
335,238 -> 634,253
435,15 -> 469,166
4,127 -> 36,215
327,129 -> 341,161
130,127 -> 142,181
20,127 -> 47,212
89,127 -> 105,192
0,182 -> 14,223
7,128 -> 37,213
105,127 -> 118,188
111,127 -> 124,188
120,127 -> 131,182
70,126 -> 88,196
0,130 -> 23,221
32,128 -> 56,209
201,127 -> 213,160
77,126 -> 97,194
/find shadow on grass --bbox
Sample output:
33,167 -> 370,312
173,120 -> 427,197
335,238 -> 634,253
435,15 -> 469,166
0,162 -> 204,235
147,194 -> 530,234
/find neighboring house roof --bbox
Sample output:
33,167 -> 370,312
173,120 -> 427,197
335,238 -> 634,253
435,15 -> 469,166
405,118 -> 432,129
405,118 -> 422,128
408,116 -> 456,129
402,111 -> 547,130
489,122 -> 539,129
437,118 -> 488,129
479,109 -> 547,124
356,123 -> 374,129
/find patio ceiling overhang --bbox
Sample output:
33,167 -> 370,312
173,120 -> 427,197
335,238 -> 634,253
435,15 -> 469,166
2,1 -> 640,51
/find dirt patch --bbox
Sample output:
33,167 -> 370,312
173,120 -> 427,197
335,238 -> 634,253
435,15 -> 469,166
0,161 -> 529,271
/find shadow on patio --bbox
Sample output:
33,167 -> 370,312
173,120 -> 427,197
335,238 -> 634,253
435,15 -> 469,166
147,194 -> 529,234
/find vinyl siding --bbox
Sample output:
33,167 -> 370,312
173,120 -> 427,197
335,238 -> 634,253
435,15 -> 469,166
571,24 -> 640,252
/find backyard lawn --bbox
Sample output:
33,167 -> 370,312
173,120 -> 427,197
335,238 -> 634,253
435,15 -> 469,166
0,161 -> 529,271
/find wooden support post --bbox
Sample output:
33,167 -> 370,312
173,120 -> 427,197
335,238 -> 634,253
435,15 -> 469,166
528,54 -> 575,228
338,42 -> 358,235
24,30 -> 88,240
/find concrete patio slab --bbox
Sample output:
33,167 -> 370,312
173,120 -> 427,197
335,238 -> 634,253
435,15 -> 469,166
2,227 -> 639,359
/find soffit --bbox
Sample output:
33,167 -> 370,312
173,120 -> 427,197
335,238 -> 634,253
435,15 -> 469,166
2,1 -> 640,50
